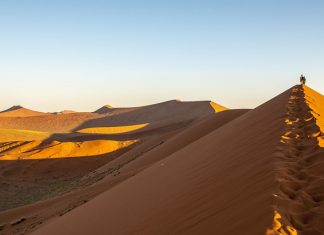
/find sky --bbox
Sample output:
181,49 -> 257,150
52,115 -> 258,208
0,0 -> 323,112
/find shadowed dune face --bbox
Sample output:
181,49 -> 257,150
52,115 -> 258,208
0,149 -> 133,212
0,112 -> 99,133
76,100 -> 227,131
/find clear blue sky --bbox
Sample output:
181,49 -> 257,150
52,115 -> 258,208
0,0 -> 323,112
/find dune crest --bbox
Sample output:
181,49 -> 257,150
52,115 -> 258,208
266,85 -> 324,235
94,105 -> 113,114
0,106 -> 49,117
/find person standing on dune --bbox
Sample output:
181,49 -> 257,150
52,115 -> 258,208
300,74 -> 306,85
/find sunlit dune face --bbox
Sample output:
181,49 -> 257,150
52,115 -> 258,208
266,211 -> 297,235
0,139 -> 137,160
303,86 -> 324,147
0,128 -> 50,142
209,101 -> 228,113
77,123 -> 149,134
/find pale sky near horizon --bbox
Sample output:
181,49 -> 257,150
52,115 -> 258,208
0,0 -> 323,112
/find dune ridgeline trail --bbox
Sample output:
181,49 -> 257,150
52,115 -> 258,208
267,85 -> 324,235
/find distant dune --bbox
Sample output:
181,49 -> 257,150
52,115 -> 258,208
0,106 -> 49,117
0,100 -> 225,134
82,100 -> 227,129
94,105 -> 113,114
0,112 -> 98,133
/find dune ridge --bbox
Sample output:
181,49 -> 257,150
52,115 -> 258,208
267,85 -> 324,235
0,106 -> 49,117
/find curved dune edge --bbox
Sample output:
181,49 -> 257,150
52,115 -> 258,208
77,123 -> 149,134
303,85 -> 324,147
0,139 -> 137,160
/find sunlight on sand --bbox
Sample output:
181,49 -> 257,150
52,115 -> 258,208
266,211 -> 297,235
77,123 -> 149,134
0,128 -> 50,142
304,86 -> 324,147
209,101 -> 228,112
0,139 -> 137,160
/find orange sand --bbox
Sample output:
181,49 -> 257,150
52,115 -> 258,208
0,140 -> 137,160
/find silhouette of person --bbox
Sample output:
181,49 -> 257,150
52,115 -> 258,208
300,74 -> 306,85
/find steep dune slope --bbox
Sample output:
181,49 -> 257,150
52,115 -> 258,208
94,109 -> 249,176
31,87 -> 295,235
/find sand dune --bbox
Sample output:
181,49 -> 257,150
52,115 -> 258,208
0,106 -> 245,235
0,86 -> 323,235
0,99 -> 222,224
0,106 -> 49,117
94,105 -> 113,114
0,112 -> 98,133
83,100 -> 227,129
28,85 -> 324,235
28,88 -> 291,235
0,100 -> 224,134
